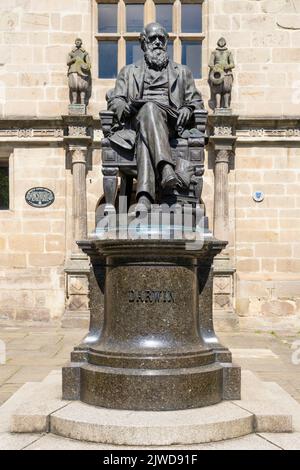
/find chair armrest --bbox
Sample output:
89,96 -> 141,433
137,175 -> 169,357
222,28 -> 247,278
100,110 -> 114,137
193,110 -> 208,134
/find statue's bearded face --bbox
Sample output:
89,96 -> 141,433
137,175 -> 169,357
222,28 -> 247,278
144,28 -> 169,70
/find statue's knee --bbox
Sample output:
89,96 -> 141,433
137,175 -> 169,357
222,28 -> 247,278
138,102 -> 156,122
142,102 -> 157,113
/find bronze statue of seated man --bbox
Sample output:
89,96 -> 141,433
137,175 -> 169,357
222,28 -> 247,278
107,22 -> 205,211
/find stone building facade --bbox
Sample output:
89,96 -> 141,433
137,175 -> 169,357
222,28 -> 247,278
0,0 -> 300,330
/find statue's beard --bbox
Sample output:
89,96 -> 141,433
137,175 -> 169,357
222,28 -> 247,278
144,48 -> 169,71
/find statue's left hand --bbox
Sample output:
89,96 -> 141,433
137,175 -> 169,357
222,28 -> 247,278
177,107 -> 191,129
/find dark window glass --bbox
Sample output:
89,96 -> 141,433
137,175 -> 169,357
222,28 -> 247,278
0,164 -> 9,210
98,41 -> 118,78
98,3 -> 118,33
181,4 -> 202,33
181,40 -> 201,78
126,40 -> 143,64
167,41 -> 173,60
126,4 -> 144,32
156,4 -> 173,32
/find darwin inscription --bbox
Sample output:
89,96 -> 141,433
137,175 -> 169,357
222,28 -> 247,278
128,290 -> 175,303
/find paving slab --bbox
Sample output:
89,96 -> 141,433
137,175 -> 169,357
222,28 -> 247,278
5,366 -> 54,384
0,432 -> 43,450
11,373 -> 70,433
235,371 -> 300,432
0,382 -> 41,433
231,348 -> 279,359
0,384 -> 22,405
0,366 -> 21,386
259,432 -> 300,450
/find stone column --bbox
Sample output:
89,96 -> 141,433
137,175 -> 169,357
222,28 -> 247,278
214,148 -> 230,242
70,146 -> 88,252
62,116 -> 92,328
210,113 -> 239,330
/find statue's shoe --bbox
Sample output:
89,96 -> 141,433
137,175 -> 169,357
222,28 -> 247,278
161,165 -> 178,189
135,195 -> 152,216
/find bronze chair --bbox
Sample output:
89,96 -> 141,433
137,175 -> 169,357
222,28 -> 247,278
99,104 -> 208,214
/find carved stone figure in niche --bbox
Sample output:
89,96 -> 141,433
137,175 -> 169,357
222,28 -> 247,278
106,22 -> 204,211
208,38 -> 235,110
67,38 -> 91,106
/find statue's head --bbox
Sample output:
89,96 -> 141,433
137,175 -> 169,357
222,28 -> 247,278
217,37 -> 227,49
75,38 -> 83,49
140,23 -> 169,70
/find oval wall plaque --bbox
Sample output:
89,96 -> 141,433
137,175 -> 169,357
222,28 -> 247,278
25,187 -> 55,208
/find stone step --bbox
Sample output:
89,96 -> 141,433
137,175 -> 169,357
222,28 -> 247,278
50,400 -> 254,446
23,432 -> 283,450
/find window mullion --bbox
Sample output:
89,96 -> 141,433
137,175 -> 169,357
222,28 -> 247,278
173,36 -> 181,63
119,0 -> 126,35
174,0 -> 180,35
146,0 -> 156,24
118,36 -> 126,69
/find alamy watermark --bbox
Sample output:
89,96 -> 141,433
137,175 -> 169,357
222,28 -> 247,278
95,197 -> 207,251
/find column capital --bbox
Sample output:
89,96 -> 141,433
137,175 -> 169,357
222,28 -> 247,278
215,148 -> 231,164
69,146 -> 88,165
62,114 -> 93,148
210,135 -> 237,153
208,113 -> 239,134
208,113 -> 239,154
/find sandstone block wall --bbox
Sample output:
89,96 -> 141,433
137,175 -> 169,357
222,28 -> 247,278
1,0 -> 300,117
0,147 -> 66,322
233,144 -> 300,329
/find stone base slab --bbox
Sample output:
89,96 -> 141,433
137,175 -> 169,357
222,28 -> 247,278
50,401 -> 253,446
7,370 -> 300,446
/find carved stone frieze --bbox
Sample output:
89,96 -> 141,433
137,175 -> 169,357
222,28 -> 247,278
68,126 -> 87,137
0,128 -> 63,139
237,128 -> 300,138
214,126 -> 232,136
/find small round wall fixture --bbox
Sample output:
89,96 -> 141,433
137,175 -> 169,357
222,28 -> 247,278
252,190 -> 264,203
25,187 -> 55,208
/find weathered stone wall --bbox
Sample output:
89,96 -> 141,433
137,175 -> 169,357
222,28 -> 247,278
0,140 -> 103,323
1,0 -> 300,117
208,0 -> 300,116
0,146 -> 66,322
0,0 -> 93,116
233,143 -> 300,329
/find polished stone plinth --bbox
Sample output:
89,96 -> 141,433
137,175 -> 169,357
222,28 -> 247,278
62,236 -> 240,410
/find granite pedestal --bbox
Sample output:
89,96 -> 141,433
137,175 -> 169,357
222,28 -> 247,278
62,235 -> 240,411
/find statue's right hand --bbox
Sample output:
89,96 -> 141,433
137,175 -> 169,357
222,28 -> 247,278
123,103 -> 132,117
